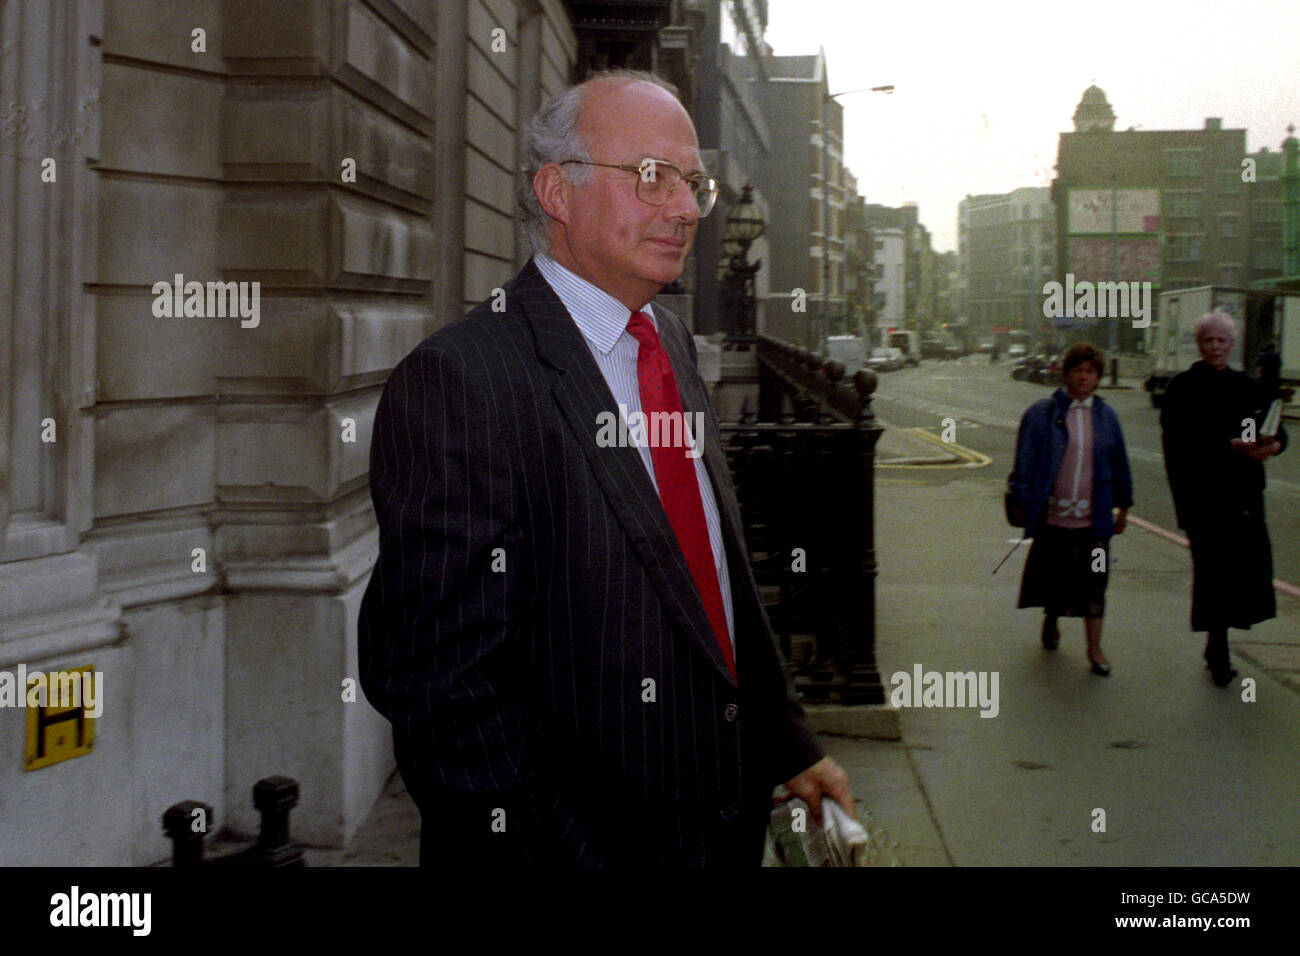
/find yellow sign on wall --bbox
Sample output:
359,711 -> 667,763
24,666 -> 98,771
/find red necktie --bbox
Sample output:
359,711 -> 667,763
626,311 -> 736,681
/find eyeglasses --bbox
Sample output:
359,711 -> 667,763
560,158 -> 719,218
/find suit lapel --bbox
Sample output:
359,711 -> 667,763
514,263 -> 735,684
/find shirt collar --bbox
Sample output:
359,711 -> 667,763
1070,395 -> 1094,409
533,253 -> 656,355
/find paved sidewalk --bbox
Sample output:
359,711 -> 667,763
853,457 -> 1300,866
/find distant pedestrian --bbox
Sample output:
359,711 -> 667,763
1009,342 -> 1133,675
1160,312 -> 1288,687
1257,341 -> 1281,402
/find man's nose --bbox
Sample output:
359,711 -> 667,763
664,181 -> 700,224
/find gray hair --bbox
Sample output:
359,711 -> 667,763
519,70 -> 682,256
1194,310 -> 1239,342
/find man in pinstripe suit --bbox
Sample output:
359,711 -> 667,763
358,71 -> 852,867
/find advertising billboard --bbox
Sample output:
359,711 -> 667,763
1068,189 -> 1160,235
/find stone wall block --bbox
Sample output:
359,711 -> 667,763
462,250 -> 515,306
100,64 -> 224,178
223,590 -> 355,844
335,1 -> 435,126
334,194 -> 436,284
97,296 -> 217,402
126,596 -> 226,864
104,0 -> 224,66
464,147 -> 514,216
334,91 -> 435,201
468,0 -> 518,82
335,299 -> 432,383
385,0 -> 437,50
220,91 -> 329,173
214,297 -> 336,394
219,192 -> 330,282
466,42 -> 515,127
94,405 -> 217,519
98,180 -> 221,287
465,96 -> 514,168
222,0 -> 326,61
464,198 -> 515,259
216,403 -> 329,501
328,391 -> 377,493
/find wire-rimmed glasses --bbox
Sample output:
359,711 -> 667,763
560,158 -> 719,218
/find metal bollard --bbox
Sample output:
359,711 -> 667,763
162,775 -> 304,867
163,799 -> 213,868
249,775 -> 304,867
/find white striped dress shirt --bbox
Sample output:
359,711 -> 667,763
534,253 -> 735,649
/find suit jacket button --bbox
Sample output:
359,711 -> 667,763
720,803 -> 740,821
723,703 -> 739,722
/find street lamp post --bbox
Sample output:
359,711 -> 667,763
722,183 -> 766,348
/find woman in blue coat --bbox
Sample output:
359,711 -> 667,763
1010,342 -> 1134,675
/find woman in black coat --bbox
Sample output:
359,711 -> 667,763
1160,311 -> 1288,686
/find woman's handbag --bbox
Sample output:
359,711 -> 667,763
1004,471 -> 1027,527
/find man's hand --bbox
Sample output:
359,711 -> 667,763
782,756 -> 854,825
1231,437 -> 1281,461
1113,508 -> 1128,535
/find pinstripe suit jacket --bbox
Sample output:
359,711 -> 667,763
358,259 -> 823,867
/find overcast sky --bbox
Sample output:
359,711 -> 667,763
764,0 -> 1300,252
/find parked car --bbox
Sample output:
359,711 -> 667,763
1028,353 -> 1063,385
866,347 -> 905,372
1007,342 -> 1027,359
1012,353 -> 1062,384
976,341 -> 995,353
920,337 -> 948,360
1010,355 -> 1038,381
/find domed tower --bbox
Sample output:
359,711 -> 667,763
1072,85 -> 1116,133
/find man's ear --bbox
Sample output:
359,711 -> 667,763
533,165 -> 570,226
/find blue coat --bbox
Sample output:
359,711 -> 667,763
1011,388 -> 1134,538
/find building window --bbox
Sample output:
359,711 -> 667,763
1220,266 -> 1240,286
1165,191 -> 1203,218
1165,148 -> 1204,178
1219,214 -> 1242,238
1219,169 -> 1242,193
1253,202 -> 1284,224
1168,235 -> 1202,262
1253,243 -> 1282,270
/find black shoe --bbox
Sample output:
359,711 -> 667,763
1210,666 -> 1238,688
1090,661 -> 1111,677
1041,618 -> 1059,650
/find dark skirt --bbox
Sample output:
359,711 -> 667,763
1018,525 -> 1110,618
1187,519 -> 1276,631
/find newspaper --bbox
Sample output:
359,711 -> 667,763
764,797 -> 885,867
1260,399 -> 1283,440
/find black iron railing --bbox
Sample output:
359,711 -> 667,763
721,336 -> 884,704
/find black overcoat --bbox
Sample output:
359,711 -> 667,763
1160,361 -> 1288,630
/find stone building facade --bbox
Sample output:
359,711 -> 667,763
0,0 -> 579,866
958,187 -> 1055,342
754,51 -> 845,349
